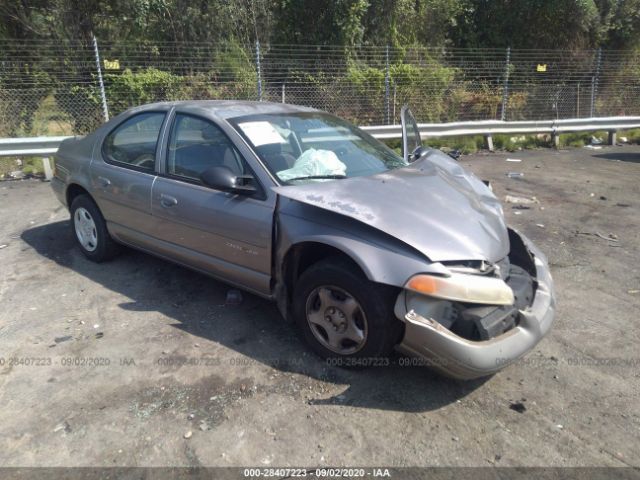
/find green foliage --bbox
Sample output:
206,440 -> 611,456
272,0 -> 368,46
493,134 -> 551,151
390,61 -> 457,122
3,0 -> 640,52
54,85 -> 103,134
3,0 -> 640,138
425,135 -> 483,154
451,0 -> 602,49
344,56 -> 457,123
0,157 -> 44,177
104,68 -> 182,114
0,72 -> 51,136
558,130 -> 608,147
624,128 -> 640,143
209,42 -> 258,99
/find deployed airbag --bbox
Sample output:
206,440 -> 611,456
276,148 -> 346,181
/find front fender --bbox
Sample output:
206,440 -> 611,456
275,199 -> 448,288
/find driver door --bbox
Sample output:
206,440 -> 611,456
150,113 -> 274,295
401,106 -> 422,163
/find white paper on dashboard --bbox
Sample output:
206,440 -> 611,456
238,121 -> 287,146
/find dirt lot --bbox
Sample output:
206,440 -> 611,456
0,146 -> 638,468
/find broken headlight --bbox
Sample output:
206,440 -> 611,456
405,272 -> 514,306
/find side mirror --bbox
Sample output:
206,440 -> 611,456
200,166 -> 256,195
410,145 -> 430,162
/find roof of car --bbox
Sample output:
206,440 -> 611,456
136,100 -> 318,119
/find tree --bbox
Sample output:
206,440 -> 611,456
450,0 -> 602,49
271,0 -> 368,46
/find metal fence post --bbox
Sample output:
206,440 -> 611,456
501,47 -> 511,121
384,45 -> 390,124
281,83 -> 285,103
255,40 -> 263,102
590,48 -> 601,117
92,35 -> 109,122
392,82 -> 397,123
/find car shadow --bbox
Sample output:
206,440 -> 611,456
21,220 -> 489,412
593,151 -> 640,164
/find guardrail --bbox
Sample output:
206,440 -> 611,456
0,136 -> 71,180
362,116 -> 640,149
2,116 -> 640,179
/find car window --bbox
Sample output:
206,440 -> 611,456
103,112 -> 165,171
167,114 -> 247,182
231,113 -> 406,185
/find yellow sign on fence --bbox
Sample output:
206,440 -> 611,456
536,64 -> 547,72
103,59 -> 120,70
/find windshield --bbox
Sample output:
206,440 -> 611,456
230,112 -> 407,185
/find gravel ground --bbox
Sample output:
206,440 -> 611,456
0,145 -> 638,468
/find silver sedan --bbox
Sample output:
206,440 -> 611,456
51,100 -> 555,379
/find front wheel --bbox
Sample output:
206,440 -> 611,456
293,258 -> 403,363
70,194 -> 120,262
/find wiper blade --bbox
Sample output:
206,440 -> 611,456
285,174 -> 347,182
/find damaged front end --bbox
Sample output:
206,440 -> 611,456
395,228 -> 556,379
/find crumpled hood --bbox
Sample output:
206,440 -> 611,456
273,149 -> 510,263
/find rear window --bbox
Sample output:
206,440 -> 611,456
103,112 -> 165,171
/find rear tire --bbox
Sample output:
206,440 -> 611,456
70,194 -> 120,262
293,257 -> 402,364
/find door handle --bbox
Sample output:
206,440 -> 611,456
160,194 -> 178,208
97,176 -> 111,187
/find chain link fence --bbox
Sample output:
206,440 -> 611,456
2,39 -> 640,137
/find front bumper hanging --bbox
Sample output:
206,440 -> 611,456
396,230 -> 556,380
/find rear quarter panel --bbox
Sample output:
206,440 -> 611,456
53,134 -> 100,206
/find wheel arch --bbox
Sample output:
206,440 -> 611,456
282,241 -> 367,296
66,183 -> 93,208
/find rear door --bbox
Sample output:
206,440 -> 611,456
91,111 -> 166,240
150,113 -> 275,295
401,106 -> 422,163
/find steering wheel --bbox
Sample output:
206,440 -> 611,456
109,147 -> 129,164
132,153 -> 155,170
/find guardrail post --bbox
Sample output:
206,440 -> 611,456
484,135 -> 494,151
501,47 -> 511,121
255,40 -> 263,102
551,132 -> 560,148
384,45 -> 390,124
608,130 -> 617,145
590,48 -> 601,117
41,157 -> 53,181
92,35 -> 109,122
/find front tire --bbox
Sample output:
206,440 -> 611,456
70,194 -> 120,262
293,258 -> 402,363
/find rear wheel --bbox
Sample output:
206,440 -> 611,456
70,194 -> 120,262
293,258 -> 402,363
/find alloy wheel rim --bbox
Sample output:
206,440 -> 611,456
74,207 -> 98,252
305,285 -> 368,355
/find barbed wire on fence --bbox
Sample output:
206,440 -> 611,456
1,38 -> 640,136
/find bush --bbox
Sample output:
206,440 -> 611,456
104,68 -> 183,115
54,85 -> 104,134
558,130 -> 608,148
0,83 -> 51,136
390,62 -> 457,122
